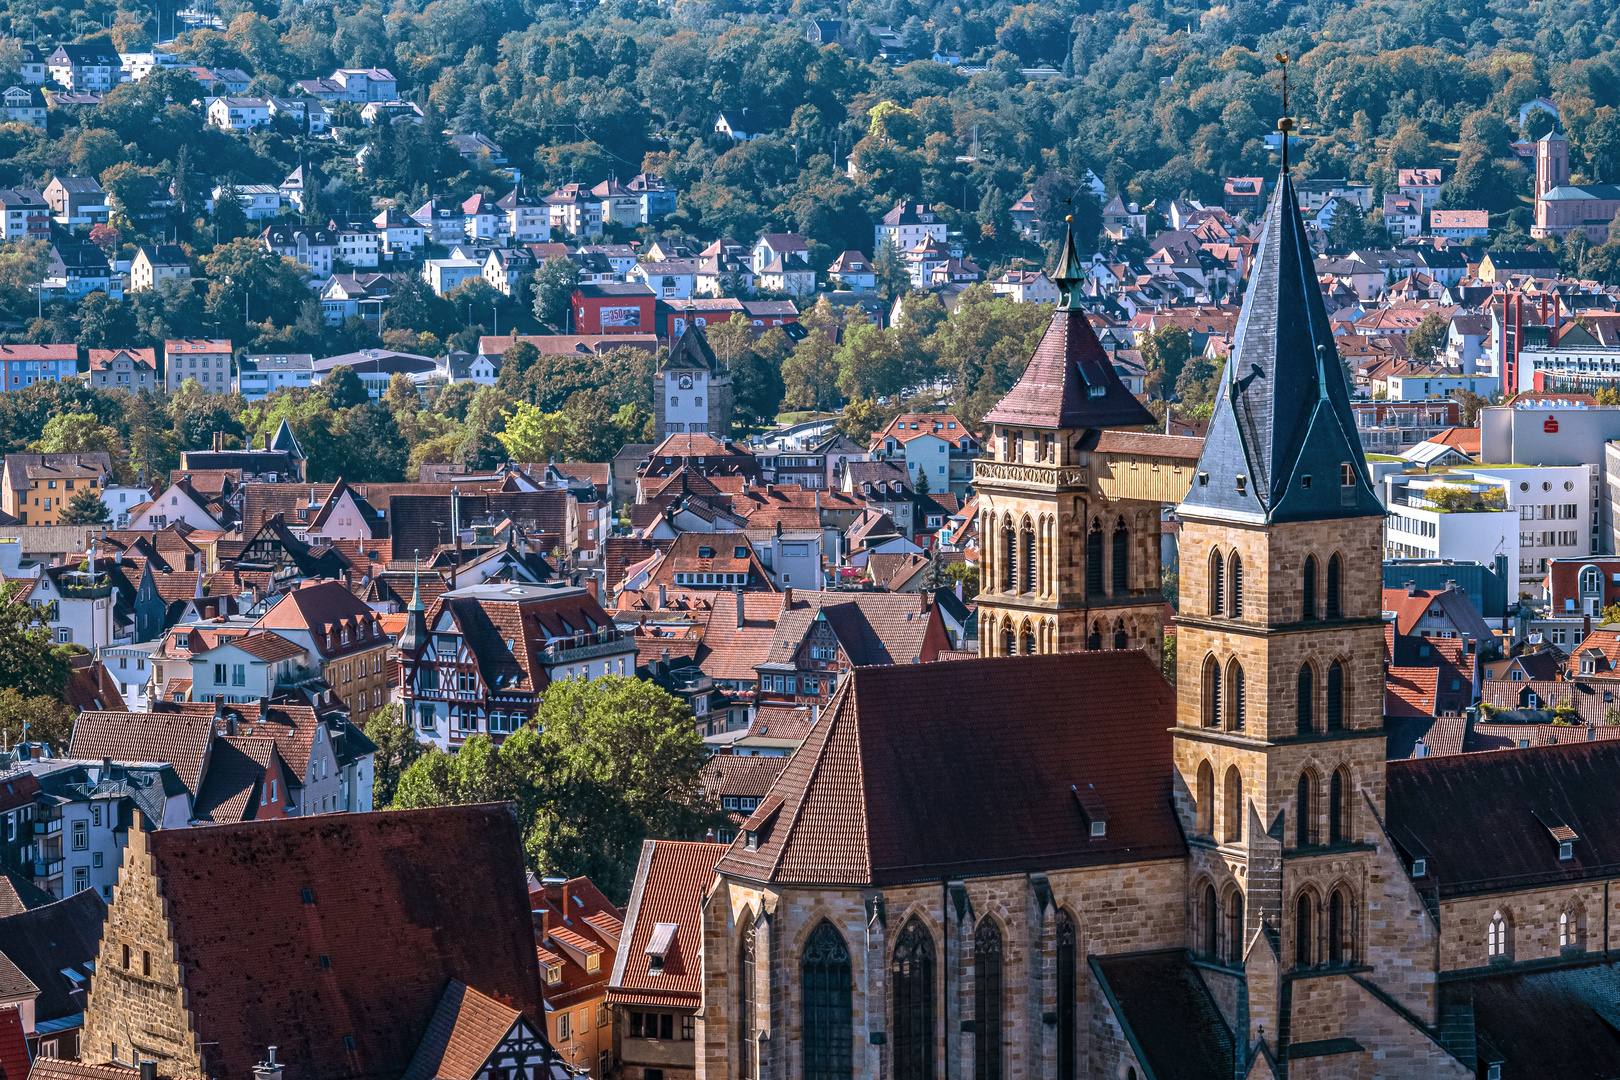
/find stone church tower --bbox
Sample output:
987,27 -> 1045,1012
654,311 -> 734,441
1171,170 -> 1442,1062
974,221 -> 1166,660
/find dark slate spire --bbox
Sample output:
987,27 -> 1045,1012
399,549 -> 428,655
982,216 -> 1156,432
1179,172 -> 1382,523
663,308 -> 719,372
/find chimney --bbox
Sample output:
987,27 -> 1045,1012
658,584 -> 667,609
252,1048 -> 282,1080
1405,580 -> 1417,596
585,577 -> 599,601
449,487 -> 461,591
955,579 -> 964,601
736,587 -> 744,628
140,1064 -> 157,1080
783,586 -> 793,607
704,827 -> 716,842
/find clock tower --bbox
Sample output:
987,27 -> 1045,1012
654,309 -> 734,440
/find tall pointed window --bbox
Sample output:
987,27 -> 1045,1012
1020,622 -> 1036,655
1297,663 -> 1314,734
1329,766 -> 1351,844
1086,520 -> 1104,595
1328,887 -> 1350,966
1196,760 -> 1214,836
1056,911 -> 1077,1080
1226,889 -> 1244,964
1223,765 -> 1242,843
1202,656 -> 1221,727
1002,621 -> 1015,658
1209,549 -> 1225,616
1201,883 -> 1219,958
1229,554 -> 1243,617
1112,618 -> 1127,650
1226,660 -> 1246,731
1001,520 -> 1015,591
1303,555 -> 1317,618
892,918 -> 935,1080
1021,520 -> 1036,593
1326,554 -> 1343,617
1327,661 -> 1345,730
801,921 -> 852,1080
1296,771 -> 1315,846
973,920 -> 1003,1080
1296,892 -> 1316,967
1087,621 -> 1102,651
738,918 -> 756,1079
1111,517 -> 1128,593
1487,911 -> 1509,958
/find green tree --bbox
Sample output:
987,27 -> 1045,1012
324,365 -> 370,410
363,703 -> 428,809
1140,324 -> 1193,388
531,256 -> 580,331
835,322 -> 903,402
0,582 -> 71,699
781,327 -> 841,411
33,412 -> 119,455
0,690 -> 74,753
61,485 -> 111,525
498,403 -> 576,462
1407,313 -> 1449,363
394,676 -> 724,901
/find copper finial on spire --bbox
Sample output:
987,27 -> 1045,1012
1050,210 -> 1087,310
1275,52 -> 1293,174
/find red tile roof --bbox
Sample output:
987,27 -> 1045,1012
0,1005 -> 28,1080
144,805 -> 546,1080
606,840 -> 725,1008
70,710 -> 215,796
398,981 -> 520,1080
715,652 -> 1182,886
1385,666 -> 1439,717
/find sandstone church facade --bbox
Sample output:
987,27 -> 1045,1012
686,177 -> 1620,1080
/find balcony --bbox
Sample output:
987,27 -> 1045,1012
32,857 -> 62,879
33,817 -> 60,836
540,633 -> 629,665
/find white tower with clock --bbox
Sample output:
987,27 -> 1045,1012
654,314 -> 734,441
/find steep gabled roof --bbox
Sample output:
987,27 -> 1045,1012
398,981 -> 522,1080
607,840 -> 725,1008
70,711 -> 214,797
715,652 -> 1182,887
0,888 -> 104,1025
1180,172 -> 1383,524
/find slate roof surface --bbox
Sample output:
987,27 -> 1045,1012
1442,959 -> 1620,1080
1387,740 -> 1620,897
715,652 -> 1182,886
763,590 -> 942,667
146,804 -> 547,1080
1091,950 -> 1234,1080
607,840 -> 725,1008
0,888 -> 104,1024
1181,171 -> 1383,523
191,735 -> 272,823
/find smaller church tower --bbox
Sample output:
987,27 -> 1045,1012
654,309 -> 734,440
974,217 -> 1164,659
1536,127 -> 1570,200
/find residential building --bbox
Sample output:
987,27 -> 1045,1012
87,348 -> 156,392
498,184 -> 550,242
0,883 -> 102,1058
328,222 -> 379,268
410,197 -> 467,244
990,268 -> 1059,303
0,188 -> 50,239
869,412 -> 979,496
163,339 -> 232,392
590,177 -> 640,225
1349,399 -> 1461,450
78,805 -> 565,1080
0,344 -> 78,391
630,258 -> 700,300
754,251 -> 815,296
607,840 -> 723,1080
311,348 -> 438,398
825,250 -> 874,291
235,353 -> 313,399
1431,209 -> 1489,240
1382,473 -> 1518,597
483,248 -> 535,298
397,582 -> 636,750
41,177 -> 107,230
46,46 -> 116,91
0,85 -> 44,127
423,256 -> 482,296
372,206 -> 425,254
1397,167 -> 1444,212
545,183 -> 603,237
261,224 -> 334,278
1222,175 -> 1267,215
462,191 -> 499,240
628,173 -> 676,222
14,45 -> 45,84
319,274 -> 391,326
531,876 -> 622,1078
267,95 -> 327,132
1382,193 -> 1422,239
750,233 -> 809,276
253,579 -> 392,725
447,131 -> 506,164
572,283 -> 656,334
211,183 -> 280,220
292,66 -> 397,102
41,242 -> 114,300
1,452 -> 111,525
875,201 -> 946,252
128,244 -> 188,293
204,96 -> 269,130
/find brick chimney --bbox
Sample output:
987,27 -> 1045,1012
735,587 -> 744,628
783,586 -> 793,607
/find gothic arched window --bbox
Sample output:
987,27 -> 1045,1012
1201,883 -> 1218,959
1226,660 -> 1246,731
1087,621 -> 1103,651
1001,620 -> 1015,659
1196,760 -> 1214,836
892,918 -> 935,1080
1297,663 -> 1314,734
1021,519 -> 1036,594
1487,911 -> 1509,958
1326,554 -> 1343,618
1229,554 -> 1243,618
1225,889 -> 1244,964
1296,771 -> 1316,847
1296,892 -> 1316,967
1329,766 -> 1351,844
1056,911 -> 1077,1080
1111,517 -> 1128,593
1001,519 -> 1015,592
801,921 -> 853,1080
973,920 -> 1003,1080
1328,887 -> 1351,966
1113,618 -> 1127,650
1223,765 -> 1243,844
1019,621 -> 1036,656
738,917 -> 756,1080
1327,661 -> 1345,730
1086,520 -> 1104,595
1202,656 -> 1222,728
1209,549 -> 1225,616
1303,555 -> 1317,619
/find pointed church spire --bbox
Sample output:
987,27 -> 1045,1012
409,549 -> 423,612
1179,170 -> 1382,524
399,548 -> 428,655
1051,213 -> 1088,310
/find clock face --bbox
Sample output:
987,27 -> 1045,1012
678,374 -> 693,389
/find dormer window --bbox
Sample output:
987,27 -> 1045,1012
1560,841 -> 1573,860
1411,858 -> 1427,877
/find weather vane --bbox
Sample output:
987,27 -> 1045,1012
1275,52 -> 1293,174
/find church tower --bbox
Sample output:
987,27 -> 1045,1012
974,219 -> 1165,660
1172,166 -> 1404,1057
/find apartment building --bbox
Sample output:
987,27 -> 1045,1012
164,339 -> 232,392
